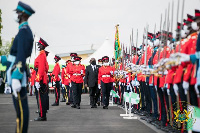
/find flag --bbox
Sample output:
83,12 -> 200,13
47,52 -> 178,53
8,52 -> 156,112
187,105 -> 200,132
110,90 -> 120,98
129,92 -> 140,104
114,25 -> 121,69
123,92 -> 140,104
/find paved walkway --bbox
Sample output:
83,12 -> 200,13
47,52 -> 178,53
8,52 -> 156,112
0,94 -> 158,133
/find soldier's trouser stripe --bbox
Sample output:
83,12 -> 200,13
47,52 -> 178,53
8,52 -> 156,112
56,88 -> 58,103
39,92 -> 43,117
18,93 -> 23,133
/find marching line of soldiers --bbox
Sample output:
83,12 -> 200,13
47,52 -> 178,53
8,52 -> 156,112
110,8 -> 200,133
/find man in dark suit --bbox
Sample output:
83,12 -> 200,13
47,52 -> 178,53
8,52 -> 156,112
84,58 -> 100,108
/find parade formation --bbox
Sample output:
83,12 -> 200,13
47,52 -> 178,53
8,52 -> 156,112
0,0 -> 200,133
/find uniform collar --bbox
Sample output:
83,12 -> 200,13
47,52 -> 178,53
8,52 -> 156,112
40,50 -> 45,54
19,21 -> 28,29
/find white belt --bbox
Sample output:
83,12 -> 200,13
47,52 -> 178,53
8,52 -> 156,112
102,75 -> 110,77
73,73 -> 81,76
7,55 -> 16,62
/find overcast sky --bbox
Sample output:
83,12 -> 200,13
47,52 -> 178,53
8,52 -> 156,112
0,0 -> 199,54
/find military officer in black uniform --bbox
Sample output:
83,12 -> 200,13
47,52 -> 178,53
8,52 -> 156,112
0,1 -> 35,132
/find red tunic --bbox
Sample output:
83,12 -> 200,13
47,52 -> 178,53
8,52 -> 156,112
34,50 -> 48,84
61,67 -> 71,85
98,65 -> 113,84
52,62 -> 61,82
30,69 -> 36,86
173,39 -> 186,84
183,32 -> 197,85
132,55 -> 139,64
69,64 -> 85,83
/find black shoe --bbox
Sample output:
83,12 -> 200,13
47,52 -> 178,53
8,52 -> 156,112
71,104 -> 76,108
51,103 -> 59,106
34,117 -> 47,121
103,106 -> 108,109
94,105 -> 97,108
140,116 -> 148,120
76,105 -> 80,109
91,106 -> 95,108
35,110 -> 39,113
66,102 -> 70,105
97,101 -> 100,106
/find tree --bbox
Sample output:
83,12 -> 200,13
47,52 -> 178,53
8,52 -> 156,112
0,38 -> 13,55
0,9 -> 3,55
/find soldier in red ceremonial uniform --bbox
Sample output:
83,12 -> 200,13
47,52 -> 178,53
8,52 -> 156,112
98,56 -> 114,109
61,60 -> 71,105
66,53 -> 78,104
51,55 -> 61,106
69,56 -> 85,109
34,38 -> 49,121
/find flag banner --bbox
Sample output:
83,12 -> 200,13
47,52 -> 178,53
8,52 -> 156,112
110,90 -> 120,98
124,92 -> 130,102
123,92 -> 140,104
129,92 -> 140,104
187,105 -> 200,132
114,25 -> 121,69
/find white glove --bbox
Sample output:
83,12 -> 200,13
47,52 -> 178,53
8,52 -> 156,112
180,54 -> 190,62
164,70 -> 168,75
62,84 -> 65,88
173,84 -> 179,96
35,82 -> 40,91
119,82 -> 121,86
158,71 -> 163,75
155,85 -> 157,91
167,89 -> 170,95
98,84 -> 101,89
165,84 -> 168,89
113,82 -> 116,86
195,84 -> 199,96
110,71 -> 113,75
135,81 -> 140,86
12,79 -> 21,98
52,81 -> 56,86
69,83 -> 72,87
131,80 -> 135,86
182,81 -> 189,95
81,70 -> 83,74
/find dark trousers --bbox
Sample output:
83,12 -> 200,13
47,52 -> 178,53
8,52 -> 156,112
89,83 -> 100,106
157,79 -> 167,126
65,85 -> 70,103
189,85 -> 198,106
54,81 -> 60,104
144,82 -> 152,113
150,86 -> 158,118
69,85 -> 73,103
177,83 -> 187,111
136,86 -> 141,109
61,86 -> 66,100
45,84 -> 49,110
140,81 -> 146,111
101,81 -> 112,106
38,82 -> 48,118
120,84 -> 125,104
35,86 -> 39,111
71,81 -> 82,105
12,87 -> 29,133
